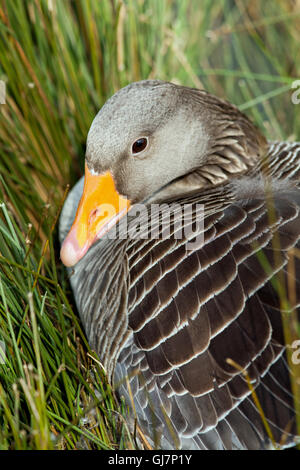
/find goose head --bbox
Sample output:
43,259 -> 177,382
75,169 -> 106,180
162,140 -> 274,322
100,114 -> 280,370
60,80 -> 266,267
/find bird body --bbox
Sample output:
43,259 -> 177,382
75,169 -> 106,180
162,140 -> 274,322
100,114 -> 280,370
60,81 -> 300,449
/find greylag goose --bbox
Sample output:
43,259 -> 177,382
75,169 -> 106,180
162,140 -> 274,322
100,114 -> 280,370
59,80 -> 300,450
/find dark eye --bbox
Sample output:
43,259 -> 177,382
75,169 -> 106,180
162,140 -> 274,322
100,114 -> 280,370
132,137 -> 148,154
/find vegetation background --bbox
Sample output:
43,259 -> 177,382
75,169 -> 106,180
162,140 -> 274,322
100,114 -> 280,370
0,0 -> 299,449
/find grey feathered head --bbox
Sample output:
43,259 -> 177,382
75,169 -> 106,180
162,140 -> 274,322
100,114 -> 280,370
85,80 -> 266,202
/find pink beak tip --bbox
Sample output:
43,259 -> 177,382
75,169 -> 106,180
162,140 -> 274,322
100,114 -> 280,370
60,238 -> 81,267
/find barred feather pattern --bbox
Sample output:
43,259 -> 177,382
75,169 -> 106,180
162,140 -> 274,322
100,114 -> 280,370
60,141 -> 300,449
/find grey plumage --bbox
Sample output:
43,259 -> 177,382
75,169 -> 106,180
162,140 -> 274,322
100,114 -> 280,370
59,80 -> 300,449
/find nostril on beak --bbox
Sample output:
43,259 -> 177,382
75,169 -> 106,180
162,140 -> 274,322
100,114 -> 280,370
89,208 -> 99,225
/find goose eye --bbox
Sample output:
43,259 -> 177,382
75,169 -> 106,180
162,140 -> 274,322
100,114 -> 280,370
132,137 -> 148,154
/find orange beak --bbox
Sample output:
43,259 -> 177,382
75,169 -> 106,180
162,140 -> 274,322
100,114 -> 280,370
60,163 -> 131,267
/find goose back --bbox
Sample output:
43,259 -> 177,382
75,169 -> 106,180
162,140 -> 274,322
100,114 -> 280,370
60,139 -> 300,450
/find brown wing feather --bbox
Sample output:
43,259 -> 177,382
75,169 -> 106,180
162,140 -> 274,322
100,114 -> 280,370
117,177 -> 300,449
